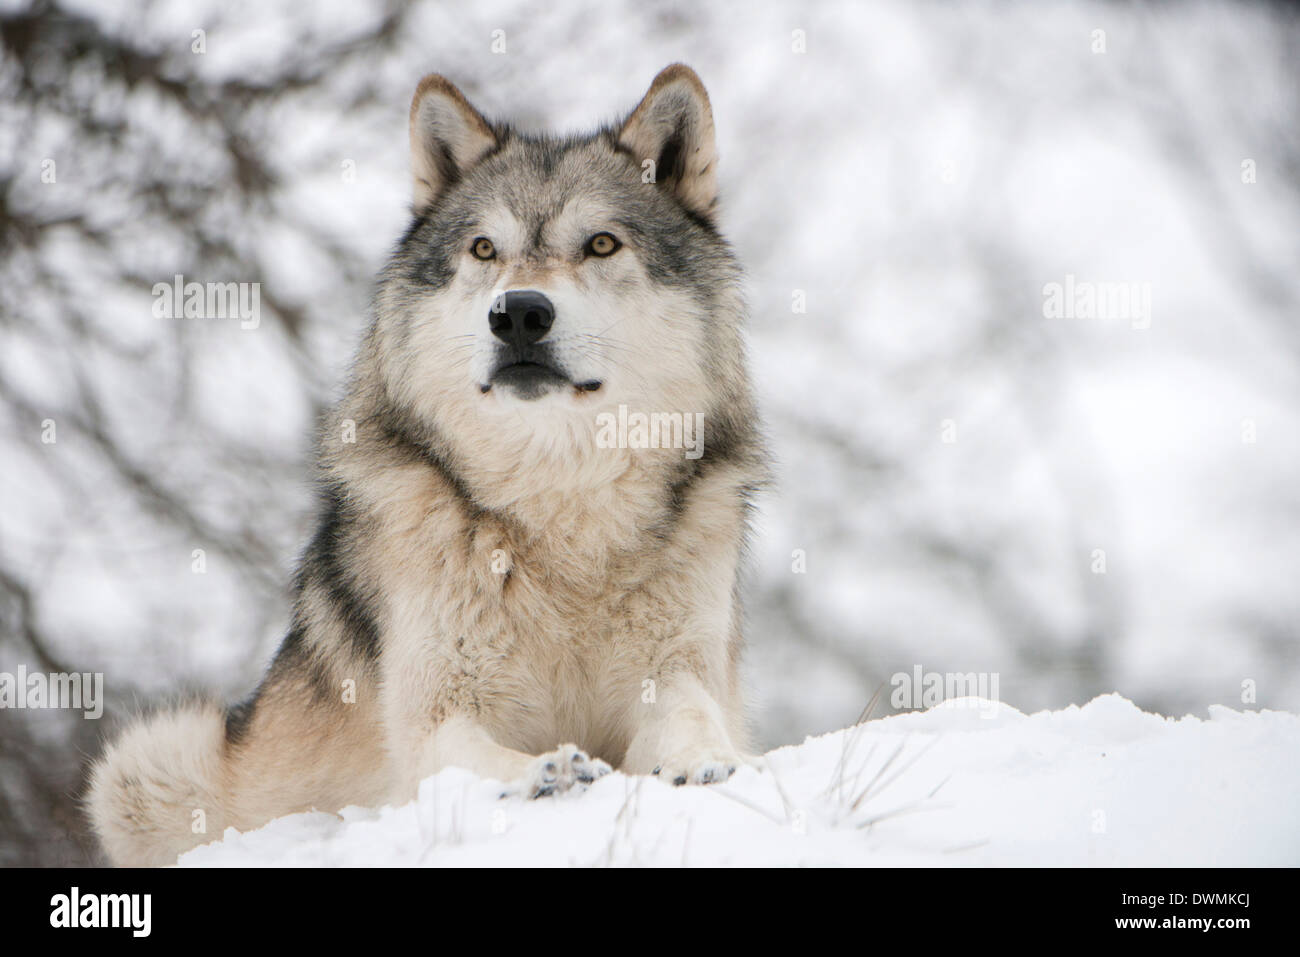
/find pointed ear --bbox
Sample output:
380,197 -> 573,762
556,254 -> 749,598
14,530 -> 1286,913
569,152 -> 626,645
617,64 -> 719,219
409,74 -> 498,210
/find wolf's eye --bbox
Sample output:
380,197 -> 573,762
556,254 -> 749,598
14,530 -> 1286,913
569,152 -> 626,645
471,237 -> 496,260
585,232 -> 621,257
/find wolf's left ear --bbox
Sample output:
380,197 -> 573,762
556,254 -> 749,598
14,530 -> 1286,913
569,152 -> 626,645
617,64 -> 719,219
409,74 -> 498,210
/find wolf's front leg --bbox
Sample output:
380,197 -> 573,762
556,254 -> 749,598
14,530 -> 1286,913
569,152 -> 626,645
623,675 -> 750,786
389,713 -> 610,802
431,715 -> 611,798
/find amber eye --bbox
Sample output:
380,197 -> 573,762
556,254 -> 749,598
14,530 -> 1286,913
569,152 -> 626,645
471,237 -> 496,260
586,232 -> 621,257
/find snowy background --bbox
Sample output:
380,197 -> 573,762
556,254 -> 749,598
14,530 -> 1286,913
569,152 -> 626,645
2,0 -> 1298,865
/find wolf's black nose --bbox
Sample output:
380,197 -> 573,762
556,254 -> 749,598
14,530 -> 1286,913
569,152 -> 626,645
489,290 -> 554,347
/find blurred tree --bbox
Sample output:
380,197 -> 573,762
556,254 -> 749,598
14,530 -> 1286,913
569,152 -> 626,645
0,0 -> 414,866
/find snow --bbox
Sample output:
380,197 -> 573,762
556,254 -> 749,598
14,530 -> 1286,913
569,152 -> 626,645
178,694 -> 1300,867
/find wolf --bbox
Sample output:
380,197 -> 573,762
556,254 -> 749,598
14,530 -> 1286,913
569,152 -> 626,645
87,64 -> 766,866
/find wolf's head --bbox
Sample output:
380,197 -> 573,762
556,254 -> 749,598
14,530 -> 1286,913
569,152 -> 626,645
364,66 -> 755,495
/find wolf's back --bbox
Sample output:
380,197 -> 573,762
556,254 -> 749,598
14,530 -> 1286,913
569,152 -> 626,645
87,701 -> 231,866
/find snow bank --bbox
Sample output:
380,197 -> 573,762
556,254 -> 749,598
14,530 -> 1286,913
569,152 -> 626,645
179,695 -> 1300,866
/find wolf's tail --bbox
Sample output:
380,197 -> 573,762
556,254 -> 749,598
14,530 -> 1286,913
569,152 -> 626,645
87,701 -> 232,867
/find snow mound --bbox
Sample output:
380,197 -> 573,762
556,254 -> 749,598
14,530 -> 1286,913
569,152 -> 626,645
179,695 -> 1300,866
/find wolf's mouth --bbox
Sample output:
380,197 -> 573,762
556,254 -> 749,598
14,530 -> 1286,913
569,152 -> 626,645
483,350 -> 602,400
492,360 -> 565,384
482,359 -> 567,401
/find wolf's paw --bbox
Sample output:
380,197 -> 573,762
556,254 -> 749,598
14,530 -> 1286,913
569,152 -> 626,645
652,751 -> 746,787
510,744 -> 611,799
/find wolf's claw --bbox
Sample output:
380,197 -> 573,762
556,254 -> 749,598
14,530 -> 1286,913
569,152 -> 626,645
652,753 -> 742,787
509,744 -> 611,798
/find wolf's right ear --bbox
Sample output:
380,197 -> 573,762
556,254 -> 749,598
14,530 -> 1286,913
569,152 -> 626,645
617,64 -> 719,219
409,75 -> 498,211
